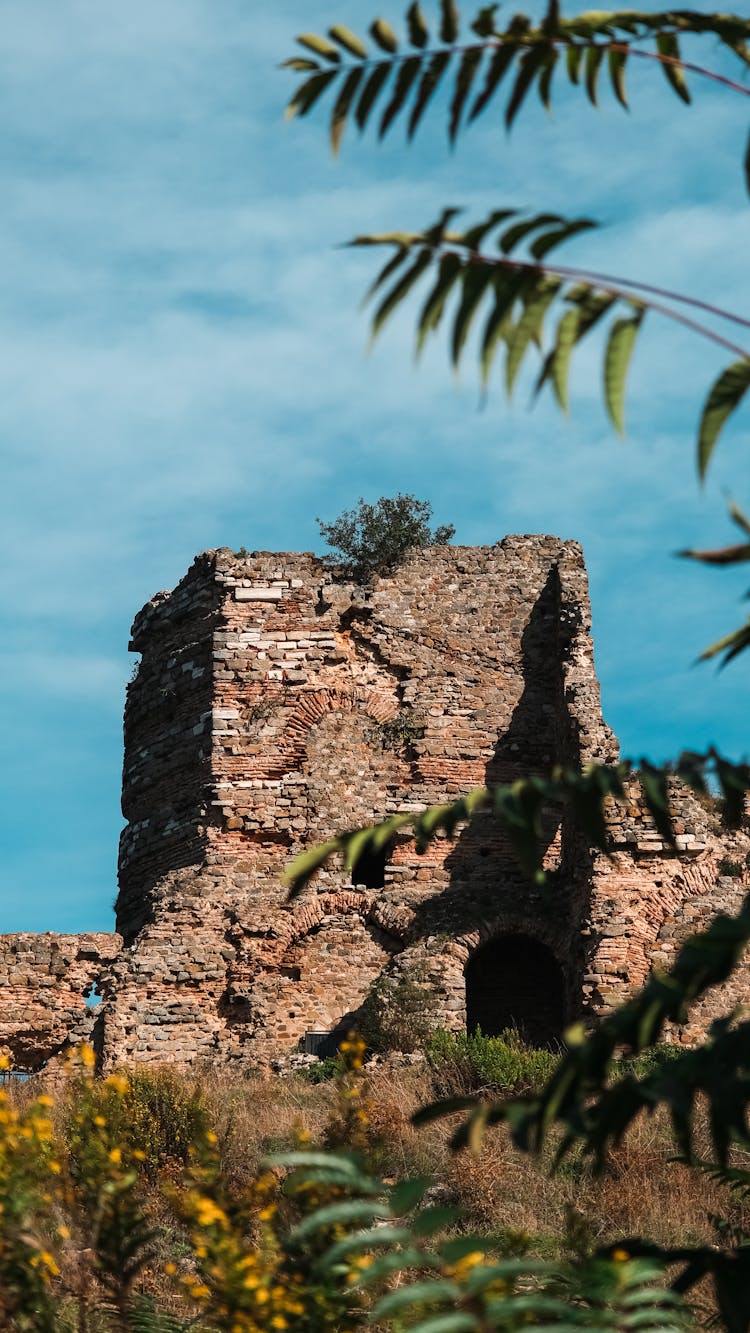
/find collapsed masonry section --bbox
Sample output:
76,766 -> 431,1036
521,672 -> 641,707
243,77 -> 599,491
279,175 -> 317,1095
0,934 -> 122,1072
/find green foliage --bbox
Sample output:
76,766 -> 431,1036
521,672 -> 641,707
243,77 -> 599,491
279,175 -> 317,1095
283,6 -> 750,153
367,704 -> 426,753
317,493 -> 454,579
0,1072 -> 60,1332
299,1054 -> 342,1084
285,750 -> 750,896
427,1027 -> 559,1098
64,1059 -> 158,1321
680,501 -> 750,665
346,206 -> 750,467
119,1068 -> 209,1180
358,968 -> 440,1053
265,1146 -> 690,1333
717,857 -> 745,878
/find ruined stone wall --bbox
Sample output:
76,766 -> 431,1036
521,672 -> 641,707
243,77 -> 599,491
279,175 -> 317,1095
4,539 -> 747,1073
118,555 -> 222,942
0,934 -> 121,1071
102,536 -> 750,1068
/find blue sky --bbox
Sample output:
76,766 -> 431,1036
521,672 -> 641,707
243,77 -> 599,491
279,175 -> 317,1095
1,0 -> 748,932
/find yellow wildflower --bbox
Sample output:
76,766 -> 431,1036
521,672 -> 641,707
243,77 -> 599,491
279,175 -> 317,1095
104,1073 -> 129,1094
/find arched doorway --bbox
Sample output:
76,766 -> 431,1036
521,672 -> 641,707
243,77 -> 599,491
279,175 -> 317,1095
465,934 -> 565,1048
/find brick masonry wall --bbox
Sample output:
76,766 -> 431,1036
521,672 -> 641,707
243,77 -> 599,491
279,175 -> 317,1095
101,538 -> 749,1065
1,538 -> 747,1071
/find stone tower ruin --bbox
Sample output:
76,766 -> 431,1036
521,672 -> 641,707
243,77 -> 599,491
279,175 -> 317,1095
1,537 -> 749,1071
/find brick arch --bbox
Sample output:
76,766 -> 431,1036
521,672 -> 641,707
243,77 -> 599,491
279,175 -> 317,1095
464,933 -> 567,1047
452,914 -> 569,967
281,687 -> 398,766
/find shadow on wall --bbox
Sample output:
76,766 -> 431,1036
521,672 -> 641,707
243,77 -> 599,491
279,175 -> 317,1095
372,566 -> 596,1045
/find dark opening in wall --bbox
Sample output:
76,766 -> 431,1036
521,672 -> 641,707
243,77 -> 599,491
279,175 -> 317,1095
465,934 -> 565,1049
351,842 -> 388,890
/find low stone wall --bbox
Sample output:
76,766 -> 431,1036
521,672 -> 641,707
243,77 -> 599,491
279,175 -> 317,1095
0,933 -> 122,1070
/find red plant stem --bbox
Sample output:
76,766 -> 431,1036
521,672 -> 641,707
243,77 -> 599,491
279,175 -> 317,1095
301,34 -> 750,100
573,40 -> 750,99
445,248 -> 750,360
510,260 -> 750,334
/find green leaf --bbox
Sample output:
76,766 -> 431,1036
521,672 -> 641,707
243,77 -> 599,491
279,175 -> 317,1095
449,47 -> 485,141
319,1226 -> 413,1270
412,1204 -> 464,1235
505,278 -> 562,395
499,212 -> 561,253
730,499 -> 750,538
697,358 -> 750,480
375,1282 -> 463,1318
329,25 -> 368,59
639,763 -> 675,845
355,62 -> 392,131
529,217 -> 596,259
537,48 -> 558,108
285,70 -> 338,122
416,251 -> 463,356
585,43 -> 606,105
472,6 -> 500,38
330,67 -> 365,154
380,55 -> 421,136
608,44 -> 629,107
550,307 -> 581,412
699,619 -> 750,666
565,286 -> 618,338
440,0 -> 460,44
407,1 -> 430,47
481,269 -> 525,387
362,246 -> 411,305
451,263 -> 496,367
506,46 -> 549,128
566,42 -> 584,84
389,1175 -> 431,1213
469,41 -> 518,121
344,825 -> 376,873
408,1308 -> 480,1331
284,836 -> 340,894
371,247 -> 432,339
370,18 -> 399,53
290,1199 -> 390,1241
409,50 -> 452,137
281,58 -> 321,72
604,309 -> 643,436
745,125 -> 750,197
460,208 -> 517,248
297,33 -> 341,62
412,1096 -> 479,1126
265,1150 -> 364,1175
656,30 -> 690,103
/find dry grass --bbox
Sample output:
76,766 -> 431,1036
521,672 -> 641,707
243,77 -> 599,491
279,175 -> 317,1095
19,1060 -> 750,1264
183,1064 -> 750,1255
